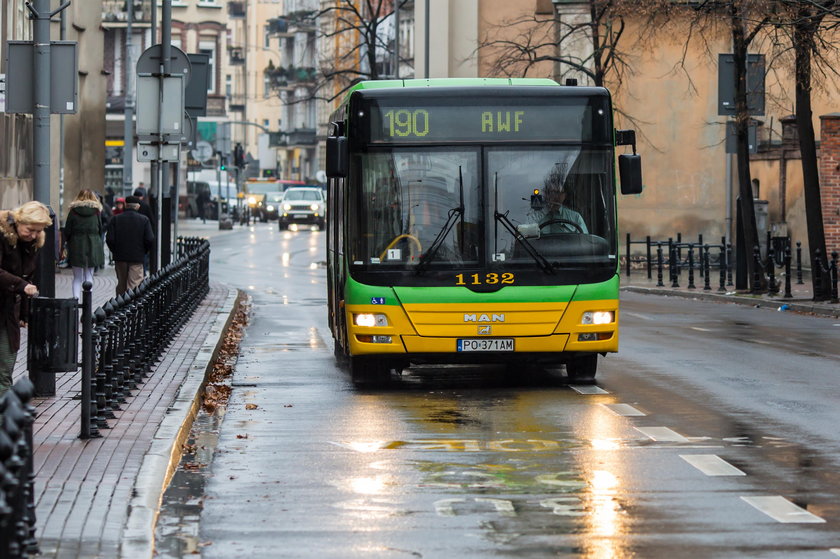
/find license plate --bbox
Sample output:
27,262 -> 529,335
292,214 -> 307,219
457,338 -> 514,352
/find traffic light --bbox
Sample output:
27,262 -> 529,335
233,143 -> 245,168
219,155 -> 227,171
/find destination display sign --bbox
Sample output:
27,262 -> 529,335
353,94 -> 611,144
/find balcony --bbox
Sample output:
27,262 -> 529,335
228,94 -> 246,113
207,95 -> 227,117
286,128 -> 317,147
102,0 -> 152,27
229,46 -> 245,66
265,64 -> 318,90
228,1 -> 245,18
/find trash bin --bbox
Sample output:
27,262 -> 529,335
27,297 -> 79,396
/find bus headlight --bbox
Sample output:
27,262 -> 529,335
248,196 -> 257,205
354,313 -> 389,327
581,311 -> 614,325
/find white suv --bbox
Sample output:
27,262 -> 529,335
278,187 -> 326,230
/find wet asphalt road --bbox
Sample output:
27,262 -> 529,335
167,222 -> 840,558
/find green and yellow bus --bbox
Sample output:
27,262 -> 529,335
325,78 -> 642,385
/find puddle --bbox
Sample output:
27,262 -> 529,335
154,405 -> 225,558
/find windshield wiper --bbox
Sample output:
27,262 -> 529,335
493,173 -> 555,274
415,168 -> 465,275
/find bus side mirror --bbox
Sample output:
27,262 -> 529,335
326,136 -> 348,178
618,154 -> 643,195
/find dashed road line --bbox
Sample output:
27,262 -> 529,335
571,385 -> 609,395
740,496 -> 825,524
602,403 -> 646,417
635,426 -> 689,443
680,454 -> 746,476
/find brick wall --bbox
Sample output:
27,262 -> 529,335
819,114 -> 840,253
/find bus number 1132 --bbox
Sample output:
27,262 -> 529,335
455,273 -> 515,286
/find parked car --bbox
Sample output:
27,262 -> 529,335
278,187 -> 326,230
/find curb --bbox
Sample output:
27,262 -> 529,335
621,286 -> 840,319
120,286 -> 244,559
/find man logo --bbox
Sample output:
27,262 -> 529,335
463,313 -> 505,322
478,325 -> 491,335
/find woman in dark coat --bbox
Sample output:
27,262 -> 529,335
0,201 -> 51,395
64,189 -> 105,299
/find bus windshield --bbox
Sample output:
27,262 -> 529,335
349,145 -> 616,279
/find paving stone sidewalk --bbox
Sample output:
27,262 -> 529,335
10,265 -> 239,559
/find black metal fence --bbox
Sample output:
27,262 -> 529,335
625,232 -> 839,302
79,237 -> 211,439
0,378 -> 39,559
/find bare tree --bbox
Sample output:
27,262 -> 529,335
772,1 -> 840,299
304,0 -> 409,102
477,0 -> 638,88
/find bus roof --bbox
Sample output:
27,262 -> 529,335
332,78 -> 611,122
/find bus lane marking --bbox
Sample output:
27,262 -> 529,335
635,426 -> 689,443
680,454 -> 746,476
602,403 -> 646,417
571,385 -> 609,395
740,496 -> 825,523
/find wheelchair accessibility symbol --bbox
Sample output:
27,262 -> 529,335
371,297 -> 386,305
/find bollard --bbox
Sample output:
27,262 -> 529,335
831,252 -> 839,303
10,379 -> 38,555
79,282 -> 100,440
784,245 -> 793,299
726,243 -> 734,286
656,243 -> 665,287
687,244 -> 696,289
625,233 -> 631,277
814,249 -> 824,300
646,236 -> 653,279
703,244 -> 712,290
669,239 -> 679,288
796,241 -> 804,284
752,245 -> 763,293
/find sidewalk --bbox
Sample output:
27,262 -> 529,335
621,268 -> 840,319
10,263 -> 240,559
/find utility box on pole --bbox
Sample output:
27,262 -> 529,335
3,41 -> 78,114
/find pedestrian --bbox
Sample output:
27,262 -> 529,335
133,186 -> 156,228
0,201 -> 52,395
64,190 -> 106,299
196,185 -> 210,223
106,195 -> 154,296
112,197 -> 125,215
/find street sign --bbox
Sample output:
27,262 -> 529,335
136,75 -> 184,136
718,54 -> 765,116
192,141 -> 214,163
136,44 -> 191,80
4,41 -> 78,114
137,142 -> 180,162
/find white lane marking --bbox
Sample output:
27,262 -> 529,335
690,327 -> 711,332
740,496 -> 825,523
475,498 -> 517,517
571,385 -> 609,395
435,498 -> 465,516
830,549 -> 840,556
603,403 -> 646,417
635,426 -> 689,443
680,454 -> 746,476
623,311 -> 655,321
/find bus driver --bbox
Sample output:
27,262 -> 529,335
521,167 -> 588,237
